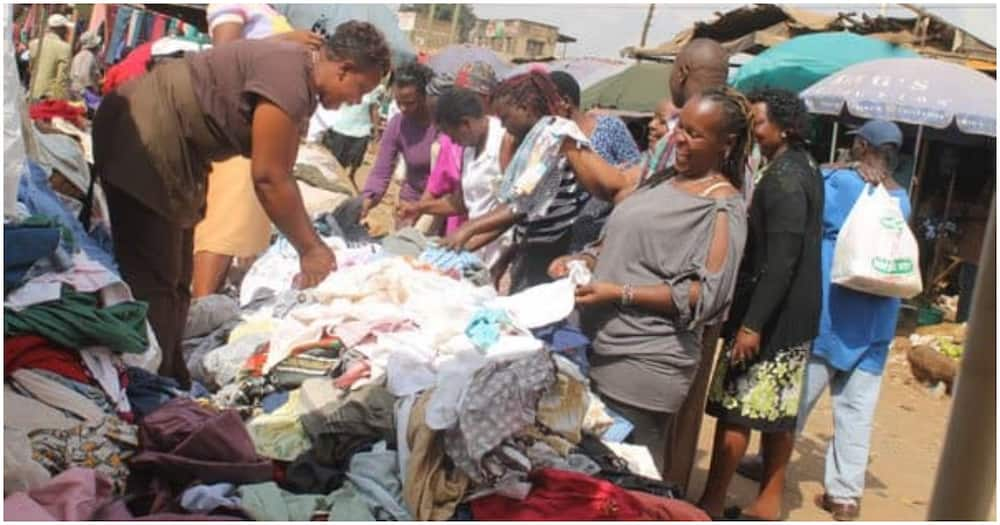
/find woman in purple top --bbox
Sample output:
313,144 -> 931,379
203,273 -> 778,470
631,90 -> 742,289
360,62 -> 437,224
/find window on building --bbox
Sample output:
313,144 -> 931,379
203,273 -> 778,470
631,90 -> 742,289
506,37 -> 514,53
526,39 -> 545,57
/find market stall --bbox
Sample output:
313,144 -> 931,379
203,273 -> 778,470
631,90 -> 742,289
801,57 -> 997,301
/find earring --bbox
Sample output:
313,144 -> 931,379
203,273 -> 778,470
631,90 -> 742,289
781,131 -> 788,139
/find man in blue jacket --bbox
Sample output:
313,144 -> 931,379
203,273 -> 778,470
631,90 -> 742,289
802,120 -> 912,521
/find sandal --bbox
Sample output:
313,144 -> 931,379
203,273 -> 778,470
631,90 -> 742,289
815,494 -> 860,521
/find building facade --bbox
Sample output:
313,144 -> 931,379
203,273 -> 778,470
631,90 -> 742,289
469,18 -> 575,60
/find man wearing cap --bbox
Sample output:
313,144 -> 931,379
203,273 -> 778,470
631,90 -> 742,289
797,119 -> 911,521
28,14 -> 73,100
70,30 -> 102,99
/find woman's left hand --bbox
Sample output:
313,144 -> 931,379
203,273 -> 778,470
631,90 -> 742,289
731,328 -> 761,365
575,282 -> 622,306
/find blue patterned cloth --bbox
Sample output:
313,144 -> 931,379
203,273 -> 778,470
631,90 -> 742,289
569,116 -> 641,252
590,116 -> 641,168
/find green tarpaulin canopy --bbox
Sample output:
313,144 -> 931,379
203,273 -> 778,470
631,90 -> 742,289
731,32 -> 919,93
581,62 -> 671,114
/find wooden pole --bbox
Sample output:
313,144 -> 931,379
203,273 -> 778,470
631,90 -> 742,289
448,4 -> 461,46
27,4 -> 48,99
828,120 -> 839,163
909,125 -> 929,231
909,125 -> 924,206
639,4 -> 655,49
927,193 -> 996,520
926,164 -> 960,291
68,5 -> 79,51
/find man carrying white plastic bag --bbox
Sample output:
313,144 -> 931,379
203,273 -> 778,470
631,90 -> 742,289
798,120 -> 919,521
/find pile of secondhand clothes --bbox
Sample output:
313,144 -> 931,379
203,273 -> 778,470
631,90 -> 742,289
5,179 -> 709,520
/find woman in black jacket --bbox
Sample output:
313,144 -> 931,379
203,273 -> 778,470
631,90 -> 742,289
697,89 -> 824,521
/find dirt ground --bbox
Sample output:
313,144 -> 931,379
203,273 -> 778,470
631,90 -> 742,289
345,148 -> 988,522
688,347 -> 958,521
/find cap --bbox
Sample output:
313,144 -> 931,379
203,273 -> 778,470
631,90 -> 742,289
78,30 -> 101,50
425,72 -> 454,97
847,120 -> 903,147
455,61 -> 499,96
47,14 -> 74,29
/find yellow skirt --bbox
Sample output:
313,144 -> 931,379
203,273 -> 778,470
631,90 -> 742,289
193,156 -> 273,257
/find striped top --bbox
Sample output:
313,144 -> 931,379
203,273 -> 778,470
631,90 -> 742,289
500,116 -> 593,245
515,159 -> 590,244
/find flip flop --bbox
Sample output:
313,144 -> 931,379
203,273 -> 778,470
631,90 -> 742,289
722,506 -> 779,521
693,503 -> 724,521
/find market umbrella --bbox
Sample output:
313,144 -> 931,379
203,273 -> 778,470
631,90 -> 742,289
800,57 -> 996,137
274,4 -> 416,66
428,44 -> 511,77
580,62 -> 671,114
731,32 -> 918,93
803,57 -> 997,291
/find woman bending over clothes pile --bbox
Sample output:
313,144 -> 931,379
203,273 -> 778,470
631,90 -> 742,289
93,22 -> 392,388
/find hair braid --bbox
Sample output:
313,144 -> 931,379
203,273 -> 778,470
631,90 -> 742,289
700,86 -> 754,189
491,72 -> 564,117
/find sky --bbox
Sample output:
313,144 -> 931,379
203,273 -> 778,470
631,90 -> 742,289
466,3 -> 998,58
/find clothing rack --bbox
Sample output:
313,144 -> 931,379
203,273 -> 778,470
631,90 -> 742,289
87,4 -> 207,66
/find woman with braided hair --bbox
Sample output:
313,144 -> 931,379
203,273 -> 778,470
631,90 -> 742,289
441,72 -> 636,292
698,88 -> 823,521
545,87 -> 751,478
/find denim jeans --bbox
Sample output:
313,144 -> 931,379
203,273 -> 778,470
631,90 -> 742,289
797,354 -> 883,503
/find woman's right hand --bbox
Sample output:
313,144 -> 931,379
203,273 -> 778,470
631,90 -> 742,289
548,254 -> 595,279
275,30 -> 324,49
294,243 -> 337,289
441,224 -> 474,252
397,200 -> 422,222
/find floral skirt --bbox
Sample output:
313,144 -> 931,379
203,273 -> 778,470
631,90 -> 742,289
705,339 -> 811,432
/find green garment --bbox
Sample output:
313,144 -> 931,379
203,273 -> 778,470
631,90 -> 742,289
246,389 -> 312,461
327,482 -> 377,522
236,481 -> 375,521
5,287 -> 149,353
28,32 -> 72,100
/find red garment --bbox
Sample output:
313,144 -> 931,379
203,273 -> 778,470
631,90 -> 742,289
334,360 -> 371,390
627,489 -> 711,521
28,100 -> 87,128
151,15 -> 168,40
5,335 -> 93,384
471,468 -> 710,521
102,41 -> 154,95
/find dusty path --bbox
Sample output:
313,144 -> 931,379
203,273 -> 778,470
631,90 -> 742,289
688,347 -> 961,521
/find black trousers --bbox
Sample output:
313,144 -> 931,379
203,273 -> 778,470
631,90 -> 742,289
105,184 -> 193,388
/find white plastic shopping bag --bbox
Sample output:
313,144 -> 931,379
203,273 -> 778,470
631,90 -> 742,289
831,183 -> 922,299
